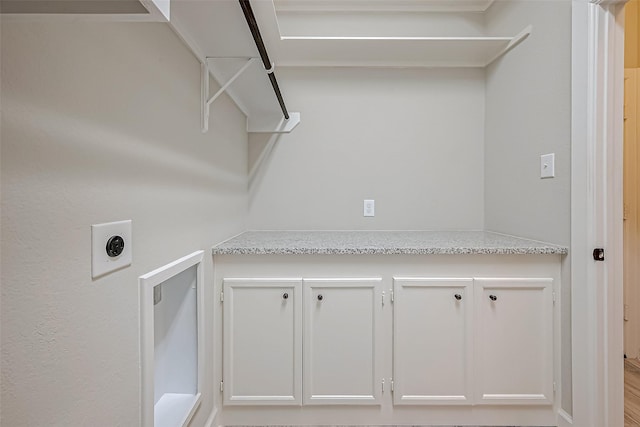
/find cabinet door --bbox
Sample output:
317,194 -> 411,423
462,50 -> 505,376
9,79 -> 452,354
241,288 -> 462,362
303,278 -> 383,405
222,278 -> 302,405
475,278 -> 553,405
393,278 -> 473,405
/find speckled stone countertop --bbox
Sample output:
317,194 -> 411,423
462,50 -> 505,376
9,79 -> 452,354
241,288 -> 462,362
211,231 -> 568,256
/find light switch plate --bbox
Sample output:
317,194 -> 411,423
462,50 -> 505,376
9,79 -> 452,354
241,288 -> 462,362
91,220 -> 132,278
540,153 -> 555,179
364,200 -> 375,217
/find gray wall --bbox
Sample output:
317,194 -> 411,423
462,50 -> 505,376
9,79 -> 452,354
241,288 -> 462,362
1,21 -> 248,426
484,0 -> 572,414
249,67 -> 486,230
484,0 -> 571,246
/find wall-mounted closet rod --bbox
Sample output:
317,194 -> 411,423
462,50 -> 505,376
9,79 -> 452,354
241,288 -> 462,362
238,0 -> 290,120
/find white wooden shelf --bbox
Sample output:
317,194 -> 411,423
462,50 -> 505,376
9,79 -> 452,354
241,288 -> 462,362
250,1 -> 532,68
274,31 -> 532,68
273,0 -> 496,13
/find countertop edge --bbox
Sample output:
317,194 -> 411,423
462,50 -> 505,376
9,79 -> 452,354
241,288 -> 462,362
211,231 -> 568,256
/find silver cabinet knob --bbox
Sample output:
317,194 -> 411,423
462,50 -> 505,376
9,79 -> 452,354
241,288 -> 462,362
283,293 -> 289,300
489,295 -> 497,301
317,294 -> 323,301
454,294 -> 462,301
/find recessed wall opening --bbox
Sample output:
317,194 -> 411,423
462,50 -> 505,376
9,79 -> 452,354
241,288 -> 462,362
140,251 -> 205,427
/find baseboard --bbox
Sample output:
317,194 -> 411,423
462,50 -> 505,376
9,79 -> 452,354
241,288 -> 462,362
204,407 -> 218,427
557,408 -> 573,426
205,407 -> 565,427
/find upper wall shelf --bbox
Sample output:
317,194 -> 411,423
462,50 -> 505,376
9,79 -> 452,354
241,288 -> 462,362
271,31 -> 532,68
250,1 -> 532,68
273,0 -> 496,13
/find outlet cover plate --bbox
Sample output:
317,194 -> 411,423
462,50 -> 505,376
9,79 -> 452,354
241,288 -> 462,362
364,199 -> 375,217
92,220 -> 132,278
540,153 -> 555,179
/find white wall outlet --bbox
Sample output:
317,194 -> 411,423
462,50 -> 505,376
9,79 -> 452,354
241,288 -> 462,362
540,153 -> 555,179
364,199 -> 375,217
91,220 -> 132,278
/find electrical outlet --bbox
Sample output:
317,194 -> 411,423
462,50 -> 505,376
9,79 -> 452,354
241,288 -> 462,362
91,220 -> 132,278
364,200 -> 375,217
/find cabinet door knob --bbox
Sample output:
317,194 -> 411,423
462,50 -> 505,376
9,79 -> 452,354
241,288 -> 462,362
489,294 -> 498,301
283,293 -> 289,300
454,294 -> 462,301
317,294 -> 323,301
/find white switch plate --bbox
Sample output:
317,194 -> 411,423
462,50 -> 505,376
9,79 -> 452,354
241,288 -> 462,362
91,220 -> 132,278
540,153 -> 555,179
364,200 -> 375,217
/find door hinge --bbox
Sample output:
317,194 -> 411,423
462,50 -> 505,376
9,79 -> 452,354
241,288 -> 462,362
552,291 -> 556,305
391,290 -> 394,303
220,381 -> 224,392
382,291 -> 385,307
593,248 -> 605,261
391,378 -> 394,392
382,379 -> 385,393
220,291 -> 224,302
624,203 -> 629,220
553,381 -> 556,394
153,285 -> 162,305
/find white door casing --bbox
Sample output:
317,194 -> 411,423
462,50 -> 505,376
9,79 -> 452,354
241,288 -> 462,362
572,1 -> 625,426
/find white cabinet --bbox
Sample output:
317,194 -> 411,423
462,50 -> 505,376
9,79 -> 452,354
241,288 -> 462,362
303,278 -> 383,405
393,278 -> 473,405
223,276 -> 554,407
222,278 -> 302,405
474,278 -> 554,405
214,253 -> 562,425
393,277 -> 554,406
222,277 -> 383,406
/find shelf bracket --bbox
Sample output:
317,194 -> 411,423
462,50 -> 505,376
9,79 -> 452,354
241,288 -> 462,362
486,25 -> 533,66
202,57 -> 257,133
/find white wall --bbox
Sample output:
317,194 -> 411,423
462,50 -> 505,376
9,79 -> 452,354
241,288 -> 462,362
0,21 -> 248,427
248,67 -> 486,230
484,0 -> 572,415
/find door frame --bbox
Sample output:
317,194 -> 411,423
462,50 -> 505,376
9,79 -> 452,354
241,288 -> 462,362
572,1 -> 625,426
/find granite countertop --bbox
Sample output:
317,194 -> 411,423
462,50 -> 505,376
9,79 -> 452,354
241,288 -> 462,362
211,230 -> 568,256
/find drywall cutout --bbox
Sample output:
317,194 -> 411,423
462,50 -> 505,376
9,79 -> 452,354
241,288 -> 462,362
91,220 -> 132,278
140,251 -> 204,427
